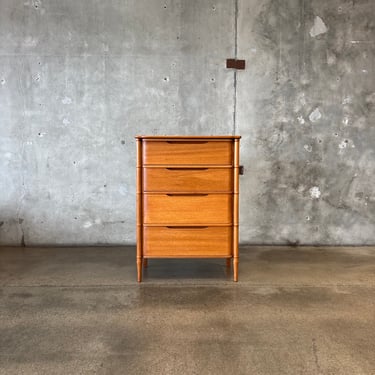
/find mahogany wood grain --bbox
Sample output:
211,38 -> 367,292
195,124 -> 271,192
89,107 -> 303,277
143,193 -> 232,225
136,139 -> 143,282
143,140 -> 233,165
233,139 -> 240,282
143,167 -> 233,193
136,135 -> 240,282
136,135 -> 241,139
143,226 -> 232,257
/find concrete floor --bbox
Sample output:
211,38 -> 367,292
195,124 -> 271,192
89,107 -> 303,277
0,246 -> 374,375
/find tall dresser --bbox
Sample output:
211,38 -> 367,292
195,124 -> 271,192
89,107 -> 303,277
136,135 -> 240,282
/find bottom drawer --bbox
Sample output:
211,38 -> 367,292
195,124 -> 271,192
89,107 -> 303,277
143,226 -> 232,257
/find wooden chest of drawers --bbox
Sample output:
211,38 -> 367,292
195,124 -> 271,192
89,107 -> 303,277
136,136 -> 240,282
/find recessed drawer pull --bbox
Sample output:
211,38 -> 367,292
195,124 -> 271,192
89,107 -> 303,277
166,226 -> 208,229
166,167 -> 209,171
166,141 -> 208,144
166,193 -> 208,197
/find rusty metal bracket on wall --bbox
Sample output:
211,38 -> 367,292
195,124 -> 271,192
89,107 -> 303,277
226,59 -> 246,70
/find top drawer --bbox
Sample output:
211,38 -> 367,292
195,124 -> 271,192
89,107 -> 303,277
142,140 -> 233,165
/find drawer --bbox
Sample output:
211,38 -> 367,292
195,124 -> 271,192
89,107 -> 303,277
142,140 -> 233,165
143,167 -> 233,192
143,194 -> 232,224
143,226 -> 232,257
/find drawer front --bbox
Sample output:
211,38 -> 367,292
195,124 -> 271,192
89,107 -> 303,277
143,194 -> 232,224
143,140 -> 233,165
143,226 -> 232,257
143,167 -> 233,192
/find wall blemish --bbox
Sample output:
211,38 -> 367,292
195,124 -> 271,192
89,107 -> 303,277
309,108 -> 322,122
83,221 -> 92,229
310,16 -> 328,38
309,186 -> 321,199
297,115 -> 305,125
62,96 -> 72,104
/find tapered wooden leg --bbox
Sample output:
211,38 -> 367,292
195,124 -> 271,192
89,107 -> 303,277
137,258 -> 142,282
233,257 -> 238,282
143,258 -> 148,268
226,258 -> 231,268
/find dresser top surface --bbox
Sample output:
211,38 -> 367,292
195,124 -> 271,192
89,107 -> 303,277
135,135 -> 241,140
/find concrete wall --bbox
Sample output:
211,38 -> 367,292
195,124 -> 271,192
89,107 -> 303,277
0,0 -> 374,245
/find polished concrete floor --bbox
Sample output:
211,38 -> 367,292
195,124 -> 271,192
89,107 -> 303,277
0,246 -> 374,375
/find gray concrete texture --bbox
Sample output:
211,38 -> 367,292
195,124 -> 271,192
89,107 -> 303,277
1,246 -> 375,374
0,0 -> 374,245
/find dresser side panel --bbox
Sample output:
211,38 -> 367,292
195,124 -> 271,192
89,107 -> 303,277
136,139 -> 143,281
